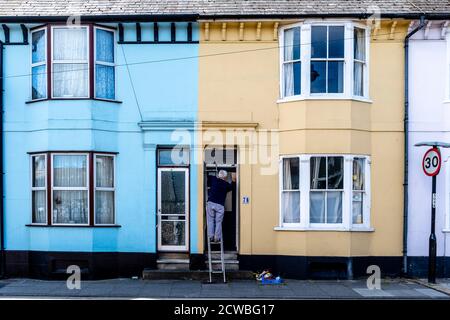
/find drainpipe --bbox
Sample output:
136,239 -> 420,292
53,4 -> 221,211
403,16 -> 426,277
0,41 -> 4,279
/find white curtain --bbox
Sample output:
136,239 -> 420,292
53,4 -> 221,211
53,155 -> 87,187
327,191 -> 343,223
96,156 -> 114,187
354,62 -> 363,96
310,192 -> 325,223
352,158 -> 365,224
95,156 -> 114,224
53,28 -> 88,97
53,63 -> 88,97
283,28 -> 295,97
32,191 -> 46,223
53,28 -> 87,61
53,155 -> 88,224
95,191 -> 114,224
53,190 -> 88,224
354,28 -> 365,96
282,158 -> 300,223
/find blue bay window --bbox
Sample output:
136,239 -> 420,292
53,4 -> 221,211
31,25 -> 116,101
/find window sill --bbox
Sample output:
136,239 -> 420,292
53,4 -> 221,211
26,224 -> 121,228
274,226 -> 374,232
277,95 -> 373,104
26,98 -> 122,104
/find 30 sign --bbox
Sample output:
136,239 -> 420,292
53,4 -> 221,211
422,147 -> 441,177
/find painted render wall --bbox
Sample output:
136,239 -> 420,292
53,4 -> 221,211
198,20 -> 408,259
3,23 -> 200,254
408,26 -> 450,264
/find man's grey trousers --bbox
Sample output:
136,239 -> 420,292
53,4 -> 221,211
206,201 -> 225,241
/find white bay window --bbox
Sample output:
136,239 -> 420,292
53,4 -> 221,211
280,22 -> 369,100
278,154 -> 371,231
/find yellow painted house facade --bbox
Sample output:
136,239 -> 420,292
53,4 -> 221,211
195,18 -> 410,278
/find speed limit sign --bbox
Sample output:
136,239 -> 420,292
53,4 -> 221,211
422,147 -> 441,176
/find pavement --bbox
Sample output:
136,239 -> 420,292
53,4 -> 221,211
0,278 -> 450,299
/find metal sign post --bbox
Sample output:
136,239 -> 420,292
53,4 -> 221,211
415,142 -> 450,284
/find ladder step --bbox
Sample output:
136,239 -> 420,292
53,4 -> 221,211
212,271 -> 224,274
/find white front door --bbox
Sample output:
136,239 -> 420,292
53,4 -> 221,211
157,168 -> 189,252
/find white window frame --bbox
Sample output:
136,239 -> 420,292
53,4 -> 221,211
277,154 -> 372,231
51,153 -> 90,226
94,153 -> 116,225
278,20 -> 371,102
309,24 -> 346,96
51,25 -> 90,99
353,27 -> 369,98
93,26 -> 116,101
309,155 -> 346,228
279,156 -> 302,227
30,27 -> 48,101
30,153 -> 48,225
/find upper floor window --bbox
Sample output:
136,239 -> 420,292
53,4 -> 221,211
31,25 -> 115,101
279,154 -> 371,231
280,22 -> 369,100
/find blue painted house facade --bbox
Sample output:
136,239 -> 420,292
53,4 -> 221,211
1,18 -> 200,278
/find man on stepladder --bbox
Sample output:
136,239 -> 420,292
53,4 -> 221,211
206,170 -> 236,243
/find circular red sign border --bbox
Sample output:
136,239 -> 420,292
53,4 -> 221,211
422,147 -> 441,177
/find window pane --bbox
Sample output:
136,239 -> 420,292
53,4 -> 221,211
53,63 -> 88,98
328,61 -> 344,93
310,157 -> 326,189
32,155 -> 46,187
283,62 -> 301,96
95,191 -> 114,224
353,192 -> 363,224
32,190 -> 46,224
327,191 -> 343,223
328,156 -> 344,189
282,191 -> 300,223
158,148 -> 189,166
95,64 -> 115,99
161,221 -> 186,246
354,28 -> 366,61
53,28 -> 87,61
53,190 -> 88,224
96,29 -> 114,63
311,26 -> 327,58
96,155 -> 114,188
310,191 -> 325,223
283,158 -> 299,190
310,61 -> 326,93
161,171 -> 186,215
353,158 -> 365,190
328,26 -> 345,58
32,65 -> 47,100
32,30 -> 46,63
284,27 -> 300,61
354,62 -> 364,96
53,155 -> 87,187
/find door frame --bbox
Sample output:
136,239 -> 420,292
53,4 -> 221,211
204,147 -> 240,252
157,167 -> 190,252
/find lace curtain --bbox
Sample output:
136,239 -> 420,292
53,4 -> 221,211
95,155 -> 115,224
282,158 -> 300,223
52,155 -> 88,224
52,28 -> 88,98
